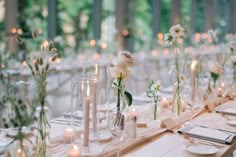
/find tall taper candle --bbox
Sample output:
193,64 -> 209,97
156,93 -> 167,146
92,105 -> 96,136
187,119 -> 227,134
83,83 -> 90,146
93,64 -> 98,132
191,60 -> 197,103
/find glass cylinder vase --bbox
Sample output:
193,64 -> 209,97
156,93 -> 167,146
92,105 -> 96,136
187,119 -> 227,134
35,105 -> 51,157
83,62 -> 113,142
6,139 -> 35,157
149,97 -> 161,120
71,78 -> 103,156
171,82 -> 183,116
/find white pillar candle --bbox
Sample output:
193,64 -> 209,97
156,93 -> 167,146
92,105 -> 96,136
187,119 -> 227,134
93,64 -> 98,133
67,145 -> 80,157
191,60 -> 197,103
83,83 -> 90,147
63,128 -> 75,144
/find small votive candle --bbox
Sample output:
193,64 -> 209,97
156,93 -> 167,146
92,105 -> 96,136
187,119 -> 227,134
17,148 -> 26,157
131,108 -> 138,117
63,128 -> 75,144
68,145 -> 80,157
221,82 -> 225,90
161,98 -> 169,108
217,87 -> 223,97
130,108 -> 137,138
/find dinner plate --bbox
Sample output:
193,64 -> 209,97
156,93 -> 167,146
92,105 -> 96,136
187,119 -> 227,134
226,120 -> 236,126
187,145 -> 218,155
6,127 -> 31,137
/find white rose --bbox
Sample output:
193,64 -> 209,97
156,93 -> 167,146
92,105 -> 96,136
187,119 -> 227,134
110,62 -> 130,79
164,33 -> 174,45
227,41 -> 236,54
117,51 -> 135,67
209,62 -> 223,75
231,55 -> 236,63
151,81 -> 162,91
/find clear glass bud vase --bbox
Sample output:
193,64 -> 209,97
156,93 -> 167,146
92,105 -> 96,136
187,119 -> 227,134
35,106 -> 51,157
6,139 -> 35,157
150,96 -> 161,120
171,83 -> 183,116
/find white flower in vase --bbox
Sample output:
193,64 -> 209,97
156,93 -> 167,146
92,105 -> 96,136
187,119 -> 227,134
150,81 -> 162,95
117,51 -> 135,67
209,62 -> 223,87
164,24 -> 186,116
169,24 -> 185,38
164,33 -> 174,45
207,29 -> 219,42
146,80 -> 162,120
227,41 -> 236,55
110,62 -> 130,80
111,51 -> 134,128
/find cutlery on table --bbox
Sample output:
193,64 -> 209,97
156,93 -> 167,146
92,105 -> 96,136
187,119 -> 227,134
182,133 -> 225,149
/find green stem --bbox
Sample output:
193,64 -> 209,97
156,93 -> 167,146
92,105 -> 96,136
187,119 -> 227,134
117,77 -> 122,114
154,102 -> 157,120
234,64 -> 236,85
172,40 -> 181,116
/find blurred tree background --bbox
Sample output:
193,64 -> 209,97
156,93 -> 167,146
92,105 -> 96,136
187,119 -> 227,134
0,0 -> 230,55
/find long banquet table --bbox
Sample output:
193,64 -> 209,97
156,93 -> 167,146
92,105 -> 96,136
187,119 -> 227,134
47,88 -> 236,157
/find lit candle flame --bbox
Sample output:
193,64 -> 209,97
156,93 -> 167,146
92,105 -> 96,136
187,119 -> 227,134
67,128 -> 73,132
81,81 -> 84,91
90,39 -> 96,46
17,149 -> 22,153
95,64 -> 98,75
101,42 -> 107,49
86,82 -> 90,96
11,28 -> 17,34
56,58 -> 61,64
73,145 -> 78,150
191,60 -> 197,70
22,61 -> 27,66
157,33 -> 164,40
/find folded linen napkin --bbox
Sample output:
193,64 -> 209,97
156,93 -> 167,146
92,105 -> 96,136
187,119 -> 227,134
160,108 -> 204,131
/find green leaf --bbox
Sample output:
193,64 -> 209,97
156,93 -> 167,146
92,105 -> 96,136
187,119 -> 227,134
124,91 -> 132,106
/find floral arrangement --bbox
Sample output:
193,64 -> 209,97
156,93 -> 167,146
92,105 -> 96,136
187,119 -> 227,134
164,24 -> 185,116
209,62 -> 223,87
228,41 -> 236,84
208,29 -> 229,68
110,51 -> 134,127
207,29 -> 219,45
0,50 -> 36,156
203,62 -> 223,100
146,80 -> 161,120
16,33 -> 58,157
